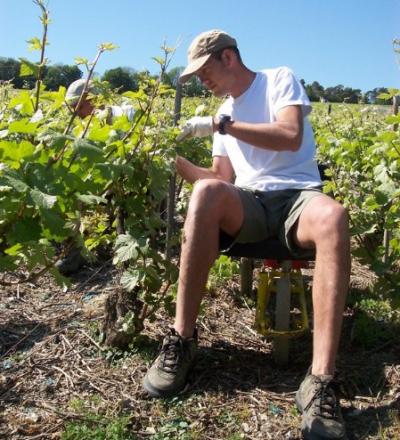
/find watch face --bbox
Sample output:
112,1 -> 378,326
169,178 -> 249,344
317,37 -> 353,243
218,115 -> 231,135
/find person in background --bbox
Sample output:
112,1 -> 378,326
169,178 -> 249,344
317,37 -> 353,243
55,79 -> 135,275
143,29 -> 350,440
65,78 -> 135,122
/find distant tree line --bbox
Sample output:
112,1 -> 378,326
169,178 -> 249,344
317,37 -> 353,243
0,57 -> 83,90
0,56 -> 392,104
299,79 -> 390,105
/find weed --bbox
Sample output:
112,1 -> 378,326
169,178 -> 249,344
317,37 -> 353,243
152,417 -> 191,439
352,297 -> 400,349
62,416 -> 134,440
207,255 -> 240,291
63,396 -> 134,440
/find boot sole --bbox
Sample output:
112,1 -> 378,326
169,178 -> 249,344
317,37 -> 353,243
295,394 -> 347,440
143,375 -> 185,398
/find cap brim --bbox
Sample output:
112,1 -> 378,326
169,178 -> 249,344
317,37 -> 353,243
65,96 -> 79,105
179,53 -> 212,84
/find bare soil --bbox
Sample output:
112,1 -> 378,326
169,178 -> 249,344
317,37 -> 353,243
0,259 -> 399,439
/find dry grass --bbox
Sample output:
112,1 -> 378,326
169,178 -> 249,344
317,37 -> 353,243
0,261 -> 399,439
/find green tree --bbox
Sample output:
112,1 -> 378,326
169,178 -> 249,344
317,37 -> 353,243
163,66 -> 209,96
163,66 -> 183,89
302,80 -> 325,102
342,87 -> 362,104
0,57 -> 20,84
365,87 -> 391,105
0,57 -> 36,89
43,64 -> 82,91
102,67 -> 138,92
323,84 -> 362,103
183,75 -> 209,97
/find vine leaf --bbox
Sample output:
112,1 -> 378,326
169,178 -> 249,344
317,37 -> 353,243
113,234 -> 139,264
30,188 -> 57,210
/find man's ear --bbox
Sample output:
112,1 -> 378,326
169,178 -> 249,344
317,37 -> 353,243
221,48 -> 235,67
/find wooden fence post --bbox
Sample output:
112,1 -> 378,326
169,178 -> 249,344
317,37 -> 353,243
393,95 -> 399,131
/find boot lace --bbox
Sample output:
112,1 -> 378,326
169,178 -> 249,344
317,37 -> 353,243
304,377 -> 340,420
159,331 -> 185,373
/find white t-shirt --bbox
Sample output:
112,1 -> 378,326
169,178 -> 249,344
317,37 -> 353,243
212,67 -> 321,191
95,104 -> 135,123
110,104 -> 135,121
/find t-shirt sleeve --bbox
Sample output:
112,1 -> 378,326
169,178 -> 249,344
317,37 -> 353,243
212,132 -> 228,157
124,105 -> 135,122
272,67 -> 312,117
212,102 -> 231,157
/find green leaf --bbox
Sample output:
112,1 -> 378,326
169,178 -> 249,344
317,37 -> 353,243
48,134 -> 71,151
4,243 -> 23,256
0,254 -> 17,271
48,267 -> 71,289
73,139 -> 104,161
41,86 -> 67,110
385,114 -> 400,125
99,42 -> 118,51
26,37 -> 42,51
30,188 -> 57,209
0,140 -> 35,165
8,119 -> 38,134
143,266 -> 162,292
113,234 -> 139,264
388,88 -> 400,96
377,92 -> 391,100
88,125 -> 111,142
74,56 -> 88,66
378,131 -> 398,143
120,268 -> 143,292
3,172 -> 29,193
19,57 -> 40,77
8,90 -> 35,115
76,194 -> 107,205
39,209 -> 68,239
94,163 -> 134,180
152,56 -> 164,66
11,218 -> 42,243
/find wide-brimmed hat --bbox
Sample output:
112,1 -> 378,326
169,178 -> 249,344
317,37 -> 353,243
65,79 -> 97,105
179,29 -> 237,84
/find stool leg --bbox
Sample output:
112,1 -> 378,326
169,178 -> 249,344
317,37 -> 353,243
273,261 -> 291,366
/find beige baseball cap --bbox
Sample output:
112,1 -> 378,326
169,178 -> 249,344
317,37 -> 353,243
179,29 -> 237,83
65,79 -> 98,105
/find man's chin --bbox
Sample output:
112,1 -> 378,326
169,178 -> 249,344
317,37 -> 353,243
212,89 -> 226,98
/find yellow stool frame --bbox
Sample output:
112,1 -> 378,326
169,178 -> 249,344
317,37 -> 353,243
255,259 -> 310,366
220,233 -> 314,366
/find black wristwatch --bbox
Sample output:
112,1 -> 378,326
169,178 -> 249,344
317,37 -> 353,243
218,114 -> 231,135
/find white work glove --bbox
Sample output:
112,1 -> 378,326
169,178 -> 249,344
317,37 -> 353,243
177,116 -> 213,141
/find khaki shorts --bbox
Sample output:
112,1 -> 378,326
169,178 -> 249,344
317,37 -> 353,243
224,187 -> 323,258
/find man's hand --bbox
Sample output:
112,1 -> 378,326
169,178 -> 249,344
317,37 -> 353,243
176,116 -> 213,141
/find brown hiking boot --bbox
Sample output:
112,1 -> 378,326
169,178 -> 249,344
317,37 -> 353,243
143,328 -> 197,397
295,372 -> 347,439
55,246 -> 86,276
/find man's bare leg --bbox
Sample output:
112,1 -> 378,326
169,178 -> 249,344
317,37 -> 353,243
174,179 -> 244,338
294,194 -> 351,375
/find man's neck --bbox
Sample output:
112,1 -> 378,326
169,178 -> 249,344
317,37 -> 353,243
230,67 -> 256,98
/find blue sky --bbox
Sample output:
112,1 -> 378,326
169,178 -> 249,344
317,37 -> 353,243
1,0 -> 399,92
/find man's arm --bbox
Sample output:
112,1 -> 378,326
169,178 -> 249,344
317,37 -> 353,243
175,155 -> 234,184
214,105 -> 304,152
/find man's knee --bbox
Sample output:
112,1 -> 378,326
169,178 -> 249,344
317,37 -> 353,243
189,179 -> 233,213
315,201 -> 349,241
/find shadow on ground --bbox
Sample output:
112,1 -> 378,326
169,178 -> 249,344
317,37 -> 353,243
0,320 -> 50,357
